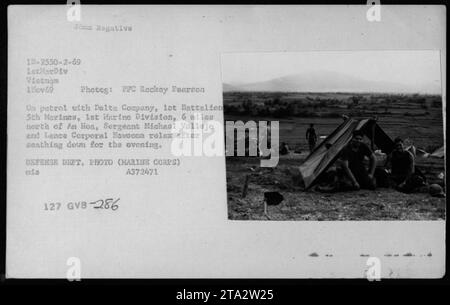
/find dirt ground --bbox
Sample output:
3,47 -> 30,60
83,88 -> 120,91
226,157 -> 446,221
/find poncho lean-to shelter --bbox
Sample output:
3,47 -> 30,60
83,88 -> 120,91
299,118 -> 395,189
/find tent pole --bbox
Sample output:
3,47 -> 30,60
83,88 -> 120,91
371,122 -> 375,151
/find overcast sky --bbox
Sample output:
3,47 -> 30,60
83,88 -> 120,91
221,50 -> 442,94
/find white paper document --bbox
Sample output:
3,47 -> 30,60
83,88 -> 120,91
7,5 -> 446,279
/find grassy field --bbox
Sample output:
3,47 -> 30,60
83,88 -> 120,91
224,92 -> 445,221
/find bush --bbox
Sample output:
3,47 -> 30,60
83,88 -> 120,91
323,112 -> 342,118
432,100 -> 442,108
295,110 -> 319,117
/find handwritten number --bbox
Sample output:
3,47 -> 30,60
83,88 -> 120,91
89,198 -> 120,211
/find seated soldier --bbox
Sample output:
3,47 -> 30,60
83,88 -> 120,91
279,142 -> 290,155
339,130 -> 377,190
385,137 -> 424,193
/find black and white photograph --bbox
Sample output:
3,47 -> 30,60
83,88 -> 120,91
223,50 -> 445,221
4,4 -> 447,282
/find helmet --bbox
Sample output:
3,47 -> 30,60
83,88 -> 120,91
429,184 -> 445,198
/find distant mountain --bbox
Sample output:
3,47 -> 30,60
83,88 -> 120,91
222,83 -> 242,92
223,71 -> 440,94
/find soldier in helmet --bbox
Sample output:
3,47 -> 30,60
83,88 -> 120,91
306,123 -> 317,153
385,137 -> 426,193
339,130 -> 377,190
